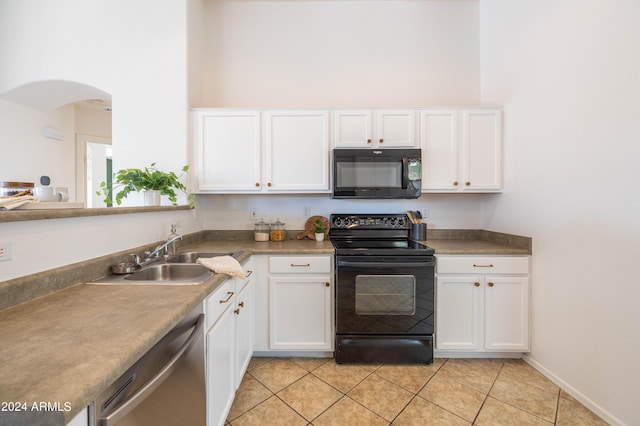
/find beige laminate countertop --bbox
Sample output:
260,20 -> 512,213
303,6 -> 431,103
0,236 -> 528,424
0,240 -> 332,424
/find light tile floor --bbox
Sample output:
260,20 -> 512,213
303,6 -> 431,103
226,357 -> 609,425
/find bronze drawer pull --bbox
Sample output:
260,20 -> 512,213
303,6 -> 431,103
291,263 -> 310,267
219,291 -> 234,303
473,264 -> 494,268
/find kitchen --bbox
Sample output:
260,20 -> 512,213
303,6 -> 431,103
0,1 -> 638,425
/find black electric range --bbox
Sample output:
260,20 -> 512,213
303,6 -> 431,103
329,214 -> 436,364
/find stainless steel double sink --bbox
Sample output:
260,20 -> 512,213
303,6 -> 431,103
92,251 -> 242,285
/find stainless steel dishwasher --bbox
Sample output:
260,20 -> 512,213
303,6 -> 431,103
91,306 -> 205,425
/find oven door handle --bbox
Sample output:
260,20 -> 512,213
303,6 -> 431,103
337,260 -> 434,268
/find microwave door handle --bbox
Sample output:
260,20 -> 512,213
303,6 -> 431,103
402,157 -> 408,189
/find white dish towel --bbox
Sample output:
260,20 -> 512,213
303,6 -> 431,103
0,195 -> 38,210
197,256 -> 246,278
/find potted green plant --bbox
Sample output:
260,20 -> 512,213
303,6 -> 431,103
98,163 -> 194,207
313,219 -> 327,241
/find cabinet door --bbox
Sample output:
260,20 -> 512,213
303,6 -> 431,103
376,109 -> 416,147
195,110 -> 261,192
435,276 -> 483,351
333,110 -> 373,147
269,276 -> 332,350
206,306 -> 236,426
461,109 -> 502,191
484,276 -> 529,351
235,279 -> 254,388
252,256 -> 269,352
420,109 -> 459,191
264,110 -> 330,192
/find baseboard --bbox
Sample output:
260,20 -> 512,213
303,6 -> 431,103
434,350 -> 523,359
523,354 -> 623,426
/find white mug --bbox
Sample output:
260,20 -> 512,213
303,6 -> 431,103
32,186 -> 67,202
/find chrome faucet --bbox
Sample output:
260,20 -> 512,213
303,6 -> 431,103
136,233 -> 184,266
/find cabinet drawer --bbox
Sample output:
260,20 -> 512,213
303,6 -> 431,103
436,256 -> 529,274
204,278 -> 235,330
236,259 -> 255,293
269,256 -> 331,274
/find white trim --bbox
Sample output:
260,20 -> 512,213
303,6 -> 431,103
523,354 -> 623,426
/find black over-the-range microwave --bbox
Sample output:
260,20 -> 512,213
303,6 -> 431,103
332,148 -> 422,199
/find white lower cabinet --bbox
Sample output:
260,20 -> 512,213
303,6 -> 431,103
205,259 -> 254,426
234,271 -> 254,386
435,255 -> 530,353
253,255 -> 333,352
205,296 -> 236,426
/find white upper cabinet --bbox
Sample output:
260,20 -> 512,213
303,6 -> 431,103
194,110 -> 262,192
192,109 -> 330,193
333,109 -> 417,148
421,108 -> 502,192
264,110 -> 330,192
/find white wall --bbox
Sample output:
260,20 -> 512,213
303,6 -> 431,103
0,210 -> 199,282
197,193 -> 487,231
0,0 -> 191,177
0,100 -> 76,191
479,1 -> 640,424
200,0 -> 480,107
195,0 -> 486,229
0,0 -> 198,280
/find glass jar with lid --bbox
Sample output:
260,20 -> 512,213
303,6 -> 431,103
254,218 -> 270,242
0,181 -> 34,197
270,218 -> 286,242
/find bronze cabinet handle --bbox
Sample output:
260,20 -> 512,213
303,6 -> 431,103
379,138 -> 384,143
465,182 -> 471,186
453,181 -> 459,186
255,182 -> 260,187
291,263 -> 310,267
267,182 -> 272,187
325,282 -> 330,287
367,139 -> 372,143
488,282 -> 494,287
234,308 -> 240,315
219,291 -> 234,303
238,301 -> 244,307
473,264 -> 494,268
474,282 -> 480,287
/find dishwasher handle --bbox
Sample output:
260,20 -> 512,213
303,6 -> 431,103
99,314 -> 204,426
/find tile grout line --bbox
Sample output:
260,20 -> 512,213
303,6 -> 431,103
388,358 -> 451,424
471,360 -> 506,425
485,363 -> 559,425
553,388 -> 561,425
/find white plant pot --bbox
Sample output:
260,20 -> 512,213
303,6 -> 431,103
315,232 -> 325,242
144,189 -> 161,206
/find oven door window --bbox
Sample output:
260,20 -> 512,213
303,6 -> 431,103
355,275 -> 415,315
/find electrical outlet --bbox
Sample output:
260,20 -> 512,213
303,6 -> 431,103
249,208 -> 258,220
304,206 -> 311,218
420,208 -> 430,219
0,241 -> 12,262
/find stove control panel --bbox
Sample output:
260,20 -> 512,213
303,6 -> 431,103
331,214 -> 408,229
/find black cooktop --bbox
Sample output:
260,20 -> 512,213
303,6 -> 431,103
332,239 -> 434,256
329,213 -> 435,256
